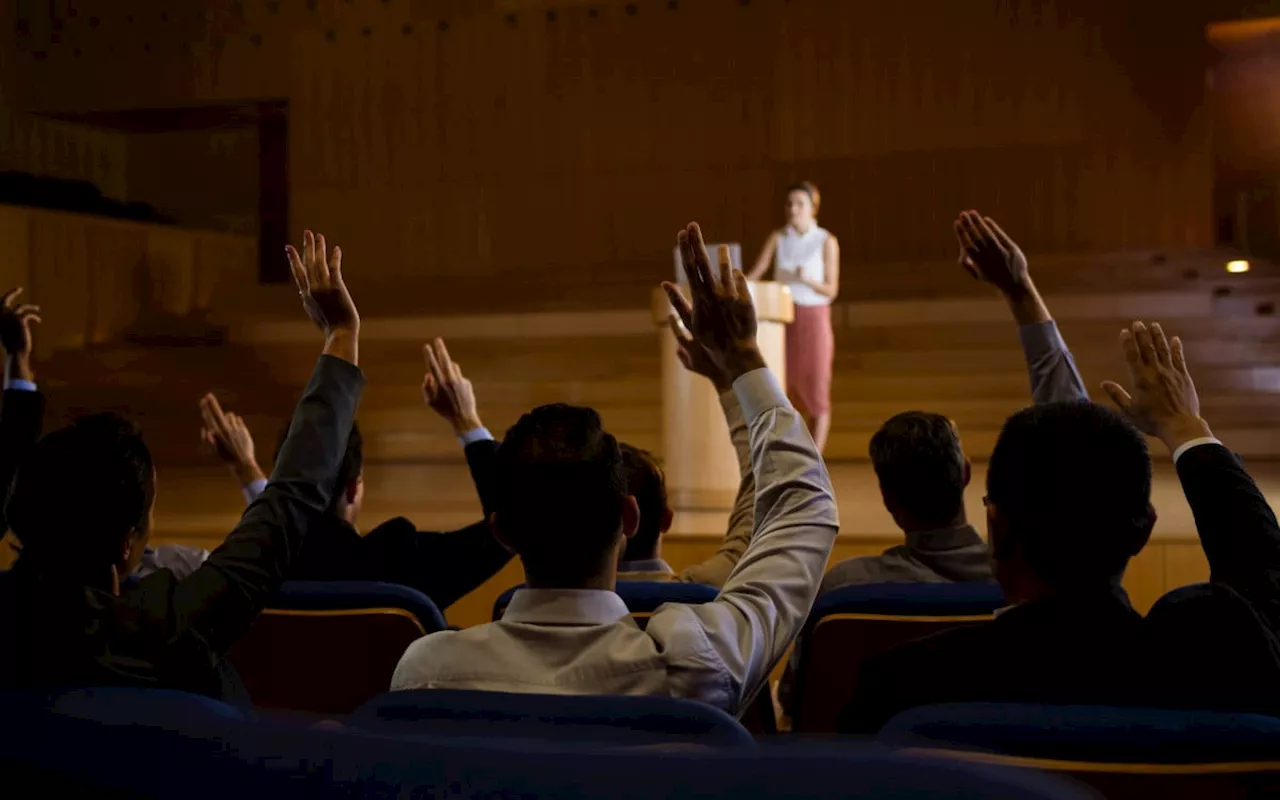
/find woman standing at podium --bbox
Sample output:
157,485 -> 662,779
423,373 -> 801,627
748,181 -> 840,452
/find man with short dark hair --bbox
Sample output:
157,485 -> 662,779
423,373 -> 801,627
0,230 -> 366,698
838,320 -> 1280,731
820,211 -> 1084,591
391,224 -> 839,715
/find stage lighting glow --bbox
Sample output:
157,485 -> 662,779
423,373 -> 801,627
1227,260 -> 1251,274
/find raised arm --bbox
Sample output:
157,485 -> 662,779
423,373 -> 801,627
0,288 -> 44,533
746,231 -> 779,281
650,224 -> 839,714
159,230 -> 364,654
1103,321 -> 1280,579
954,210 -> 1086,404
662,316 -> 754,587
422,337 -> 499,514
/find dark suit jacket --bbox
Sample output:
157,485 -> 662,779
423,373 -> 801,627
838,443 -> 1280,733
286,438 -> 512,610
0,387 -> 45,533
0,355 -> 364,699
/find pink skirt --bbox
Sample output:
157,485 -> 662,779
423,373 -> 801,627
786,304 -> 834,416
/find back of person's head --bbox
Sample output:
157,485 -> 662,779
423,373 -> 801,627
618,443 -> 671,562
494,404 -> 634,587
870,411 -> 969,530
8,413 -> 155,578
986,402 -> 1154,591
276,420 -> 363,517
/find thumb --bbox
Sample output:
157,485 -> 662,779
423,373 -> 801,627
1100,381 -> 1134,413
676,347 -> 694,371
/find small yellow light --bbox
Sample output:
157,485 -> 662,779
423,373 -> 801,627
1227,260 -> 1251,274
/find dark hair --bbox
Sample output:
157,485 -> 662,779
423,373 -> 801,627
619,443 -> 668,561
870,411 -> 966,528
495,404 -> 627,586
276,420 -> 363,512
8,413 -> 155,570
787,181 -> 821,215
987,402 -> 1152,587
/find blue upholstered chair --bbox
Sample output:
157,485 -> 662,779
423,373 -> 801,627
492,580 -> 720,624
791,582 -> 1005,732
879,703 -> 1280,798
350,688 -> 755,746
227,581 -> 446,714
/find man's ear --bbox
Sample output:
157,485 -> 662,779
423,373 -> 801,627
488,512 -> 516,554
620,496 -> 640,540
345,475 -> 363,505
962,457 -> 972,489
1133,503 -> 1157,556
660,506 -> 675,534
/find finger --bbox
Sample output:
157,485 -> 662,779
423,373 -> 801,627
1171,336 -> 1190,378
1150,322 -> 1172,368
285,245 -> 308,294
13,304 -> 38,316
0,287 -> 21,308
425,341 -> 447,387
22,314 -> 41,328
436,338 -> 461,382
961,212 -> 987,248
687,223 -> 714,294
422,372 -> 438,399
954,219 -> 977,253
302,230 -> 315,278
973,214 -> 1007,254
959,255 -> 979,281
677,229 -> 701,294
662,282 -> 694,331
199,394 -> 228,435
667,315 -> 694,346
314,233 -> 330,288
1101,381 -> 1134,413
717,245 -> 735,299
329,244 -> 343,281
676,347 -> 694,371
1132,320 -> 1156,366
732,268 -> 749,300
1119,328 -> 1140,373
983,217 -> 1018,252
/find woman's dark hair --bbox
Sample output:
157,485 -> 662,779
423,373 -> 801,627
787,181 -> 821,216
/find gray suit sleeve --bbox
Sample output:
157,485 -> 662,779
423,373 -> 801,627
1019,320 -> 1087,404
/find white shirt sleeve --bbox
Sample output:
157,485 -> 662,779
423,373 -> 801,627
1172,436 -> 1222,464
458,427 -> 494,446
646,367 -> 840,714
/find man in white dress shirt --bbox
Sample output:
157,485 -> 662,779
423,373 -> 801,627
391,223 -> 840,716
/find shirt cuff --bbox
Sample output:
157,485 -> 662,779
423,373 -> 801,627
733,367 -> 788,422
1018,320 -> 1065,357
1172,437 -> 1222,464
459,427 -> 494,446
4,379 -> 36,392
243,479 -> 268,503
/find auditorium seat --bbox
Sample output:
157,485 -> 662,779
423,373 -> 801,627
492,580 -> 720,624
791,582 -> 1004,733
0,693 -> 1096,799
350,688 -> 755,747
227,581 -> 446,715
878,703 -> 1280,799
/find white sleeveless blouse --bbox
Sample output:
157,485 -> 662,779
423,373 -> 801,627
775,224 -> 831,307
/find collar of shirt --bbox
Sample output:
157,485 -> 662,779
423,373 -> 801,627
501,588 -> 633,626
618,558 -> 675,575
903,523 -> 985,553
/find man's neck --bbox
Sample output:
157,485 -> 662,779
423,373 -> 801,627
899,510 -> 968,535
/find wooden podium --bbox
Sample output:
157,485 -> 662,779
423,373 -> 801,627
651,281 -> 794,511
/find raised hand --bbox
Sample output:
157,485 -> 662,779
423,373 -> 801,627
662,223 -> 764,383
954,211 -> 1030,296
422,337 -> 484,436
667,316 -> 731,393
285,230 -> 359,362
1101,321 -> 1211,450
200,393 -> 266,486
0,287 -> 40,382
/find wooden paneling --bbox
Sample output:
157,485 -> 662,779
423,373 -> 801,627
8,0 -> 1224,309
